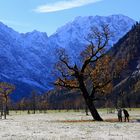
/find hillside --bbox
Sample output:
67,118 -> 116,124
109,22 -> 140,107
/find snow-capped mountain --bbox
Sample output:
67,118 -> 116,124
48,15 -> 135,60
0,15 -> 135,100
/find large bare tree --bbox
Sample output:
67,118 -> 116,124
55,25 -> 124,121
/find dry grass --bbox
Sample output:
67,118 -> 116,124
55,118 -> 120,123
55,118 -> 139,123
56,119 -> 94,123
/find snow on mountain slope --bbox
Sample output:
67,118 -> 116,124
0,22 -> 53,99
48,14 -> 135,60
0,15 -> 135,100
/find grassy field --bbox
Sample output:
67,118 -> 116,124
0,108 -> 139,140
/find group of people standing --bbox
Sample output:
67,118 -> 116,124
117,108 -> 129,122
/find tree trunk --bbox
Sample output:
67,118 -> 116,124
3,104 -> 6,119
85,105 -> 88,116
33,108 -> 36,114
28,109 -> 30,114
86,98 -> 103,121
6,105 -> 9,115
78,76 -> 103,121
3,94 -> 8,119
33,103 -> 36,114
33,99 -> 36,114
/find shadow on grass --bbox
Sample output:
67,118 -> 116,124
55,118 -> 119,123
54,118 -> 140,123
56,120 -> 94,123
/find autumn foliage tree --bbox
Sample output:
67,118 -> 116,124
0,82 -> 15,119
54,25 -> 118,121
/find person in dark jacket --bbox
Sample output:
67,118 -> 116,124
123,109 -> 129,122
117,108 -> 122,122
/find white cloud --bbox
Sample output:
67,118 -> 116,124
34,0 -> 102,13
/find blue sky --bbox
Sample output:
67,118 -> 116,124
0,0 -> 139,36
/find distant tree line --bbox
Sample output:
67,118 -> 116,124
6,88 -> 140,114
0,82 -> 140,119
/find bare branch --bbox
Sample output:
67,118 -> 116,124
54,83 -> 79,89
59,56 -> 74,71
57,67 -> 71,78
81,25 -> 110,73
55,78 -> 80,89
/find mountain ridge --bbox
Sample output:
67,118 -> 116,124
0,14 -> 136,100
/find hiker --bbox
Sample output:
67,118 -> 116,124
117,108 -> 122,122
123,109 -> 129,122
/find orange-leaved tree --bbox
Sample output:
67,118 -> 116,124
0,82 -> 15,119
54,25 -> 125,121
